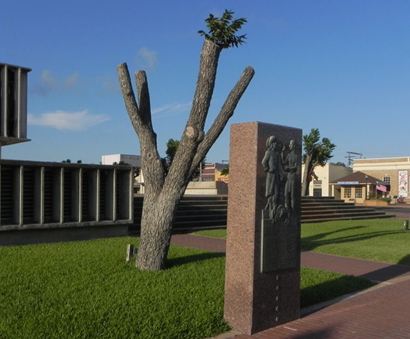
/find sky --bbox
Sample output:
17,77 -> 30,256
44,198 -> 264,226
1,0 -> 410,164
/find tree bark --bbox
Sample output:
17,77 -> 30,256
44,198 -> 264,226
189,66 -> 254,177
136,192 -> 179,270
302,154 -> 312,196
117,39 -> 254,271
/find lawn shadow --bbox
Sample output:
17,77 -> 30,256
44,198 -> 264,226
302,225 -> 403,251
360,254 -> 410,282
398,254 -> 410,266
301,274 -> 374,310
166,252 -> 225,268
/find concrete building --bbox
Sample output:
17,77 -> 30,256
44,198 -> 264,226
0,160 -> 133,230
0,63 -> 134,243
353,157 -> 410,200
101,154 -> 141,167
301,163 -> 352,197
0,63 -> 31,147
101,154 -> 143,194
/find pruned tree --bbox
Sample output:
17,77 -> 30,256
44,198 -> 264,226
302,128 -> 336,196
118,10 -> 254,271
165,138 -> 180,168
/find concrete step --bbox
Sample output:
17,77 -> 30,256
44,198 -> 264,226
302,197 -> 345,203
175,214 -> 227,221
176,202 -> 228,208
302,211 -> 389,220
303,214 -> 394,223
180,197 -> 228,203
173,219 -> 227,227
302,201 -> 355,207
133,194 -> 393,230
175,209 -> 227,216
302,208 -> 377,215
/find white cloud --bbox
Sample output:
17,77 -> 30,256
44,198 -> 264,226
41,70 -> 57,90
152,102 -> 191,116
100,77 -> 118,94
32,70 -> 80,96
64,72 -> 79,88
137,47 -> 158,69
28,110 -> 110,131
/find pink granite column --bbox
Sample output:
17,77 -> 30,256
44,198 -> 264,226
224,122 -> 302,334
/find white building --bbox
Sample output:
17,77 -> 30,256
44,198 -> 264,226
101,154 -> 141,168
302,163 -> 352,197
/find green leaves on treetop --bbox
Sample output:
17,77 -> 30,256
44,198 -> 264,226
198,9 -> 247,48
303,128 -> 336,166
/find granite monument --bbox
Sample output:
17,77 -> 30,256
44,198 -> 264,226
224,122 -> 302,334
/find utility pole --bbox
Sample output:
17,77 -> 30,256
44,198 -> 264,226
345,151 -> 363,167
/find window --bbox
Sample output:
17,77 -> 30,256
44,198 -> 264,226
355,187 -> 362,198
344,187 -> 351,198
383,176 -> 391,185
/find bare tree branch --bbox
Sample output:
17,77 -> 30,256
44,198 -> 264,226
117,63 -> 164,195
136,71 -> 153,128
187,39 -> 222,130
188,66 -> 255,177
117,63 -> 141,135
163,39 -> 223,194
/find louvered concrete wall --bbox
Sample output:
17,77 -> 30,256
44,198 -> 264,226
0,63 -> 31,146
0,160 -> 133,231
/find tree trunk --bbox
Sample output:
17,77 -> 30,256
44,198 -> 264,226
118,39 -> 254,271
302,154 -> 312,196
136,190 -> 180,270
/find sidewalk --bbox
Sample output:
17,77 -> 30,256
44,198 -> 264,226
171,234 -> 410,338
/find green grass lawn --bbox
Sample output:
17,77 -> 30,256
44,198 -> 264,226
194,218 -> 410,265
192,229 -> 227,239
301,218 -> 410,265
0,237 -> 372,338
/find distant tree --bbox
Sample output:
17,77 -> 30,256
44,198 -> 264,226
220,166 -> 229,176
118,10 -> 254,271
77,160 -> 82,164
333,161 -> 346,167
163,138 -> 204,180
165,138 -> 180,168
302,128 -> 335,196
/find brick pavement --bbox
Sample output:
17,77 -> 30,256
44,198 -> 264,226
171,234 -> 410,338
235,275 -> 410,339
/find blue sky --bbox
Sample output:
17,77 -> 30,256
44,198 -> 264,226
2,0 -> 410,164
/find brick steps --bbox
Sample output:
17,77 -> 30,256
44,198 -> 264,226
301,197 -> 393,222
133,195 -> 392,231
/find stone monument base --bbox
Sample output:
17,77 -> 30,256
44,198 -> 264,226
224,122 -> 302,334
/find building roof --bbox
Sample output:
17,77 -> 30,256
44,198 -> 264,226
354,156 -> 410,164
331,171 -> 387,185
215,163 -> 228,171
0,62 -> 32,72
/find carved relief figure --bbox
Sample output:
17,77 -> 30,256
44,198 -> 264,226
283,139 -> 298,211
262,136 -> 283,219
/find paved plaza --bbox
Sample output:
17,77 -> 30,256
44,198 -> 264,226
171,233 -> 410,338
